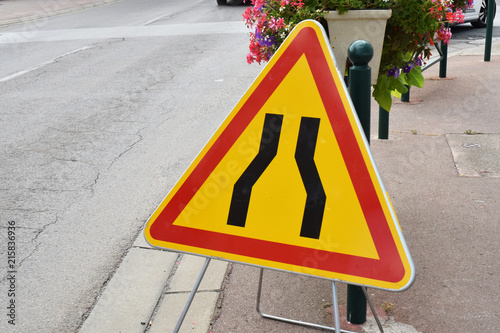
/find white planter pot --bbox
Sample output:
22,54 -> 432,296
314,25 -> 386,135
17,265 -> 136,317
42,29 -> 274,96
324,10 -> 392,85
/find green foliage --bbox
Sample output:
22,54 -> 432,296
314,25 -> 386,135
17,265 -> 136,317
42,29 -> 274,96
244,0 -> 471,110
373,75 -> 393,111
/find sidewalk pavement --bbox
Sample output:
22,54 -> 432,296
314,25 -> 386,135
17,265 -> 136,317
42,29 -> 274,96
2,1 -> 500,332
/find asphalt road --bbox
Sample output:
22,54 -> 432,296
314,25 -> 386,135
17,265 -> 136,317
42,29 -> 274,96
0,0 -> 257,332
451,9 -> 500,40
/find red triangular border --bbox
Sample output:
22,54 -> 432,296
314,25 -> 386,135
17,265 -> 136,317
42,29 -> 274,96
149,25 -> 405,284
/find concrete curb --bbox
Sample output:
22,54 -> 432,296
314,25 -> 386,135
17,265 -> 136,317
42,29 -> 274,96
78,234 -> 229,333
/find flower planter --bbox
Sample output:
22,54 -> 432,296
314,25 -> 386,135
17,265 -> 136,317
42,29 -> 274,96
324,10 -> 392,85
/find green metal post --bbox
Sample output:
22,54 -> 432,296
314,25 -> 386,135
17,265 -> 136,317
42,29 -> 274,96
346,40 -> 373,324
485,0 -> 496,61
378,106 -> 389,139
347,284 -> 367,324
439,23 -> 449,78
401,84 -> 410,102
348,40 -> 373,144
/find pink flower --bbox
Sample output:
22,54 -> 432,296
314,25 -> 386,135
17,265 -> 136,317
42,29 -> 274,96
268,17 -> 285,31
275,18 -> 285,29
252,0 -> 266,9
437,27 -> 452,44
292,0 -> 304,8
452,10 -> 465,24
247,32 -> 271,64
246,52 -> 254,64
242,7 -> 254,26
269,17 -> 278,30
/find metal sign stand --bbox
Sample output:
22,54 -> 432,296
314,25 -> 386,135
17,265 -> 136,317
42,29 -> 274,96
173,257 -> 211,333
256,268 -> 385,333
172,261 -> 384,333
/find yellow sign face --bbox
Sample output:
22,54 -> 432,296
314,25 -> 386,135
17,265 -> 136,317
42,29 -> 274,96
145,20 -> 414,291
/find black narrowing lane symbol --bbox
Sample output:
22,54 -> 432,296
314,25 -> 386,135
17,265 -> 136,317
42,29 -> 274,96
227,113 -> 283,227
295,117 -> 326,239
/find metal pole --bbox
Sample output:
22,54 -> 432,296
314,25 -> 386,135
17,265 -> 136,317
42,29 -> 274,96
348,40 -> 373,144
362,287 -> 385,333
485,0 -> 496,61
173,257 -> 211,333
439,23 -> 449,78
332,281 -> 341,333
439,41 -> 448,77
401,84 -> 410,102
346,40 -> 373,324
378,106 -> 389,139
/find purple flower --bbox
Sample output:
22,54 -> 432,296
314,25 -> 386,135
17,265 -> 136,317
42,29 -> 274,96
255,31 -> 275,47
387,66 -> 400,78
414,57 -> 423,67
402,62 -> 415,74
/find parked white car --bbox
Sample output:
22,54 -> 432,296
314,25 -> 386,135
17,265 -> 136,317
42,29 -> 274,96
463,0 -> 496,27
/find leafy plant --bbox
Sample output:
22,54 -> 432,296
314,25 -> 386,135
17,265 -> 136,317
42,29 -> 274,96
243,0 -> 471,111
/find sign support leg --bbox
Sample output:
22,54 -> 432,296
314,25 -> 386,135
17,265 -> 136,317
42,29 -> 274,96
332,281 -> 341,333
256,268 -> 385,333
362,286 -> 385,333
173,257 -> 211,333
256,268 -> 358,332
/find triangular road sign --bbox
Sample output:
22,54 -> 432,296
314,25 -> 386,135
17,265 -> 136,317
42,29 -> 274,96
145,20 -> 414,291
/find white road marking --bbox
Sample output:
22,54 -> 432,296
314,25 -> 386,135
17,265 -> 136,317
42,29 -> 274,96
0,21 -> 249,44
0,45 -> 94,82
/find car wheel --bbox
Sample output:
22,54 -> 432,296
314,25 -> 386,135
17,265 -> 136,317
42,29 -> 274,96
471,0 -> 496,28
217,0 -> 227,5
